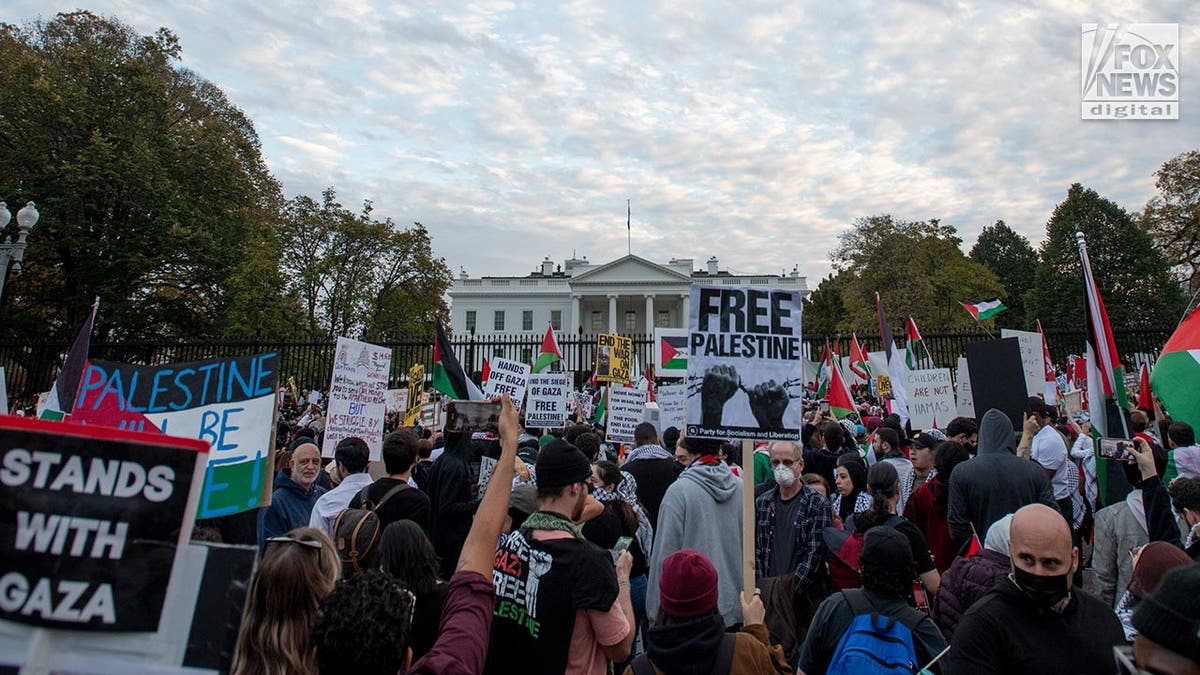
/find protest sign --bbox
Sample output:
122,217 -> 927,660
956,357 -> 975,418
483,357 -> 530,405
72,354 -> 278,519
574,391 -> 595,421
406,365 -> 424,410
606,386 -> 647,444
657,383 -> 686,432
324,337 -> 392,461
685,285 -> 803,440
417,402 -> 440,429
965,338 -> 1027,428
596,334 -> 633,384
904,368 -> 955,429
1000,329 -> 1044,397
0,367 -> 7,414
526,373 -> 569,428
1063,390 -> 1084,417
385,389 -> 408,413
654,328 -> 688,378
0,415 -> 207,632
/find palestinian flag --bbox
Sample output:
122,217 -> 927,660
850,334 -> 871,393
38,298 -> 99,420
1036,320 -> 1058,405
433,322 -> 485,401
814,341 -> 831,397
533,325 -> 562,373
1151,306 -> 1200,435
828,357 -> 856,419
592,386 -> 608,424
1137,362 -> 1154,411
959,299 -> 1007,321
904,317 -> 925,370
659,332 -> 687,372
1079,234 -> 1128,438
877,293 -> 910,425
481,358 -> 491,387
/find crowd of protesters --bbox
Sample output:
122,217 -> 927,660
227,379 -> 1200,675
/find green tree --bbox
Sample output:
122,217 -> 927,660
0,11 -> 287,340
1141,149 -> 1200,299
279,189 -> 451,341
969,220 -> 1038,329
1030,183 -> 1184,330
831,215 -> 1005,332
803,271 -> 851,337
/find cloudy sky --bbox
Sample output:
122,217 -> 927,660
5,1 -> 1197,284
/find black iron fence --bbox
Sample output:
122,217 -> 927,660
0,328 -> 1175,404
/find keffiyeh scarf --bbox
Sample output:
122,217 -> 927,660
593,471 -> 655,558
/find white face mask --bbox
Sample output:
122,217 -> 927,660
773,464 -> 797,487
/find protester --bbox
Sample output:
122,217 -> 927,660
1115,541 -> 1193,641
411,437 -> 435,491
798,528 -> 948,675
308,437 -> 373,536
909,433 -> 938,493
485,438 -> 635,674
753,441 -> 772,485
629,549 -> 791,675
873,427 -> 915,514
649,436 -> 743,627
1168,477 -> 1200,557
849,461 -> 940,599
1021,397 -> 1074,528
947,503 -> 1125,673
948,408 -> 1057,547
379,521 -> 446,660
1131,565 -> 1200,673
905,440 -> 970,573
802,473 -> 832,498
232,527 -> 340,675
258,440 -> 327,550
425,425 -> 481,578
1169,421 -> 1200,481
753,440 -> 832,656
586,459 -> 653,637
347,429 -> 431,534
312,569 -> 414,674
1067,413 -> 1099,516
802,419 -> 842,485
945,416 -> 979,455
1092,441 -> 1167,609
932,514 -> 1013,642
621,422 -> 681,530
831,454 -> 870,523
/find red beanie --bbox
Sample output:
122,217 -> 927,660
659,549 -> 719,618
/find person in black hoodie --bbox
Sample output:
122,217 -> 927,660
621,422 -> 681,530
426,429 -> 479,578
947,408 -> 1058,547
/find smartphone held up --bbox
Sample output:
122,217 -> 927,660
445,400 -> 501,433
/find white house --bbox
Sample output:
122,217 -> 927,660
448,254 -> 809,337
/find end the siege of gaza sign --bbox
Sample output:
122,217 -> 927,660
0,415 -> 207,632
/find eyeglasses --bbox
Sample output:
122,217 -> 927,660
266,536 -> 324,550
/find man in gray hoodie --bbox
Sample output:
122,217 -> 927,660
647,436 -> 743,627
947,409 -> 1058,547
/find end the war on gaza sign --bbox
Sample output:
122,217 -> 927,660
686,285 -> 803,440
0,415 -> 207,631
71,354 -> 278,519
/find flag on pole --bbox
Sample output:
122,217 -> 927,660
877,293 -> 910,426
1036,320 -> 1058,405
828,358 -> 856,419
1078,232 -> 1129,439
1137,362 -> 1153,411
39,298 -> 99,420
1150,306 -> 1200,434
532,324 -> 562,373
814,341 -> 831,397
849,333 -> 871,393
904,317 -> 925,369
959,299 -> 1007,321
481,358 -> 491,387
592,386 -> 608,424
433,321 -> 486,400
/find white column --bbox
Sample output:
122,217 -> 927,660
571,294 -> 581,334
608,295 -> 618,333
644,294 -> 655,335
680,293 -> 690,327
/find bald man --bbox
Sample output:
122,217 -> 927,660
948,504 -> 1124,674
257,442 -> 327,549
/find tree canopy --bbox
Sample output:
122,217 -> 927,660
1142,149 -> 1200,299
969,220 -> 1038,329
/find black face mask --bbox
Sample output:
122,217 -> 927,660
1011,565 -> 1071,610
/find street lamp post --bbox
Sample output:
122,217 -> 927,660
0,201 -> 40,304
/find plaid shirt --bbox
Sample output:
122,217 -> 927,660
754,484 -> 832,593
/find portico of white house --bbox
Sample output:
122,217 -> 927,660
448,254 -> 808,337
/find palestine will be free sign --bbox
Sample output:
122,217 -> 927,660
686,285 -> 803,441
0,415 -> 207,631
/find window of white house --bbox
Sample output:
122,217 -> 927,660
550,310 -> 562,331
522,310 -> 533,331
591,311 -> 603,333
656,310 -> 670,327
494,310 -> 505,331
625,311 -> 637,333
465,310 -> 477,332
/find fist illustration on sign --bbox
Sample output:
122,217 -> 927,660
701,364 -> 739,428
748,380 -> 788,431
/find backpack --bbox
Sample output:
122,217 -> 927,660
332,482 -> 408,575
826,590 -> 923,675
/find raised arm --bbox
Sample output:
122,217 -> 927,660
456,396 -> 519,576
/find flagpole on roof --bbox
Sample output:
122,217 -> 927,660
626,199 -> 631,256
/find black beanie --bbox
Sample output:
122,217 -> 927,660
859,527 -> 912,575
1132,565 -> 1200,663
535,440 -> 592,489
